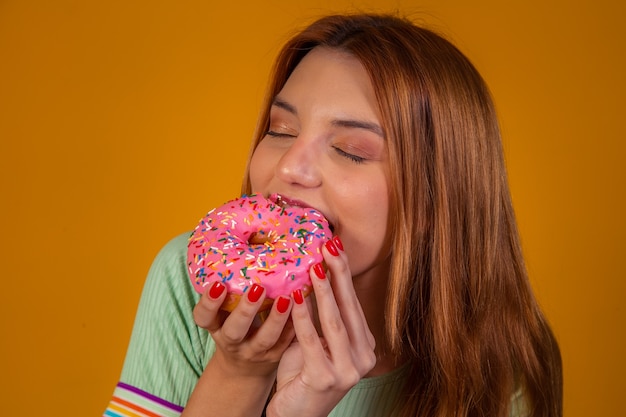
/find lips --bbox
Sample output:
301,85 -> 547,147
269,192 -> 335,233
269,193 -> 308,209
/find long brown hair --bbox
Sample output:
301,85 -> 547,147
242,13 -> 562,417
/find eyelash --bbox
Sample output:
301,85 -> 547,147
333,146 -> 365,164
264,131 -> 365,164
265,130 -> 294,138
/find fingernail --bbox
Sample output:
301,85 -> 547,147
276,296 -> 290,313
209,281 -> 226,299
325,239 -> 339,256
247,283 -> 264,303
332,235 -> 343,251
293,289 -> 304,305
313,262 -> 325,279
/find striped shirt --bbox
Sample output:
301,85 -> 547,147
105,383 -> 184,417
103,233 -> 409,416
103,233 -> 528,416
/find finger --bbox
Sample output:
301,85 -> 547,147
220,283 -> 267,344
193,281 -> 227,331
309,259 -> 353,360
250,296 -> 295,354
290,289 -> 329,367
321,239 -> 377,365
292,286 -> 360,392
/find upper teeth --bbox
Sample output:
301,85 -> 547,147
275,195 -> 288,208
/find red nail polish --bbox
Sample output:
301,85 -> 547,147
276,296 -> 290,313
313,262 -> 325,279
247,284 -> 264,303
325,239 -> 339,256
293,289 -> 304,305
209,281 -> 226,299
332,235 -> 343,251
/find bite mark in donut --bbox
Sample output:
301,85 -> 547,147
187,193 -> 332,312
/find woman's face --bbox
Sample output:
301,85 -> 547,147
249,47 -> 391,282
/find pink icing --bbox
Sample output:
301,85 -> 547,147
187,194 -> 331,300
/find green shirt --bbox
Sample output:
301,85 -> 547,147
115,233 -> 408,416
106,233 -> 528,417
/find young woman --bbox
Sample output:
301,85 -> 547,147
105,13 -> 562,417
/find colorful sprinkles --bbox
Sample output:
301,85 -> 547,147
187,194 -> 331,300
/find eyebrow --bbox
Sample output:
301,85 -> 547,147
331,119 -> 385,138
271,97 -> 385,139
272,97 -> 298,115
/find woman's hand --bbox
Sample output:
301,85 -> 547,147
193,282 -> 295,378
266,237 -> 377,417
182,282 -> 295,417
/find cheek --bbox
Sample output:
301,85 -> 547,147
248,145 -> 273,191
339,177 -> 391,267
343,207 -> 391,277
348,175 -> 389,228
356,195 -> 389,247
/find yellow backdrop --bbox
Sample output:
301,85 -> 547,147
1,0 -> 623,416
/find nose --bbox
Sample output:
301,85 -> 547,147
275,136 -> 322,188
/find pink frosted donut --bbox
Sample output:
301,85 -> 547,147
187,193 -> 331,312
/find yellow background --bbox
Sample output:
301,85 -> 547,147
0,0 -> 623,415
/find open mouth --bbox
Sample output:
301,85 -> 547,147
272,194 -> 290,209
269,193 -> 336,233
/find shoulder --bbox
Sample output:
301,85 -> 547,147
126,231 -> 203,347
119,232 -> 212,404
141,232 -> 194,300
150,232 -> 191,273
129,231 -> 198,323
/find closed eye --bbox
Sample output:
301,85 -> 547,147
333,146 -> 365,164
265,130 -> 296,138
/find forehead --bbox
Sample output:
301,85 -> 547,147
283,47 -> 368,91
275,47 -> 381,124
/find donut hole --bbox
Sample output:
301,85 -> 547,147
248,231 -> 272,246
